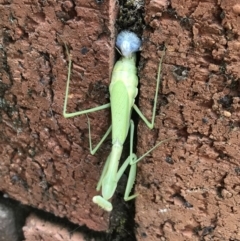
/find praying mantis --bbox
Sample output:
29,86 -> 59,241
63,31 -> 172,212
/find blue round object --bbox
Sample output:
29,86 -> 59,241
116,31 -> 141,57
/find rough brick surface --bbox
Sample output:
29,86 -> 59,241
23,214 -> 85,241
0,0 -> 117,231
136,0 -> 240,240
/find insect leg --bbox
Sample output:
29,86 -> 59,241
95,153 -> 111,191
133,47 -> 166,129
63,42 -> 111,118
62,43 -> 112,154
116,120 -> 138,201
130,137 -> 177,165
87,115 -> 112,155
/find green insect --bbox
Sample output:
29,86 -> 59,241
63,31 -> 171,211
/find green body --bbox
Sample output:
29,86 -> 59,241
110,55 -> 138,143
100,55 -> 138,203
63,44 -> 169,211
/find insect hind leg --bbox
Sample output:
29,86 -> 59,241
116,120 -> 138,201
